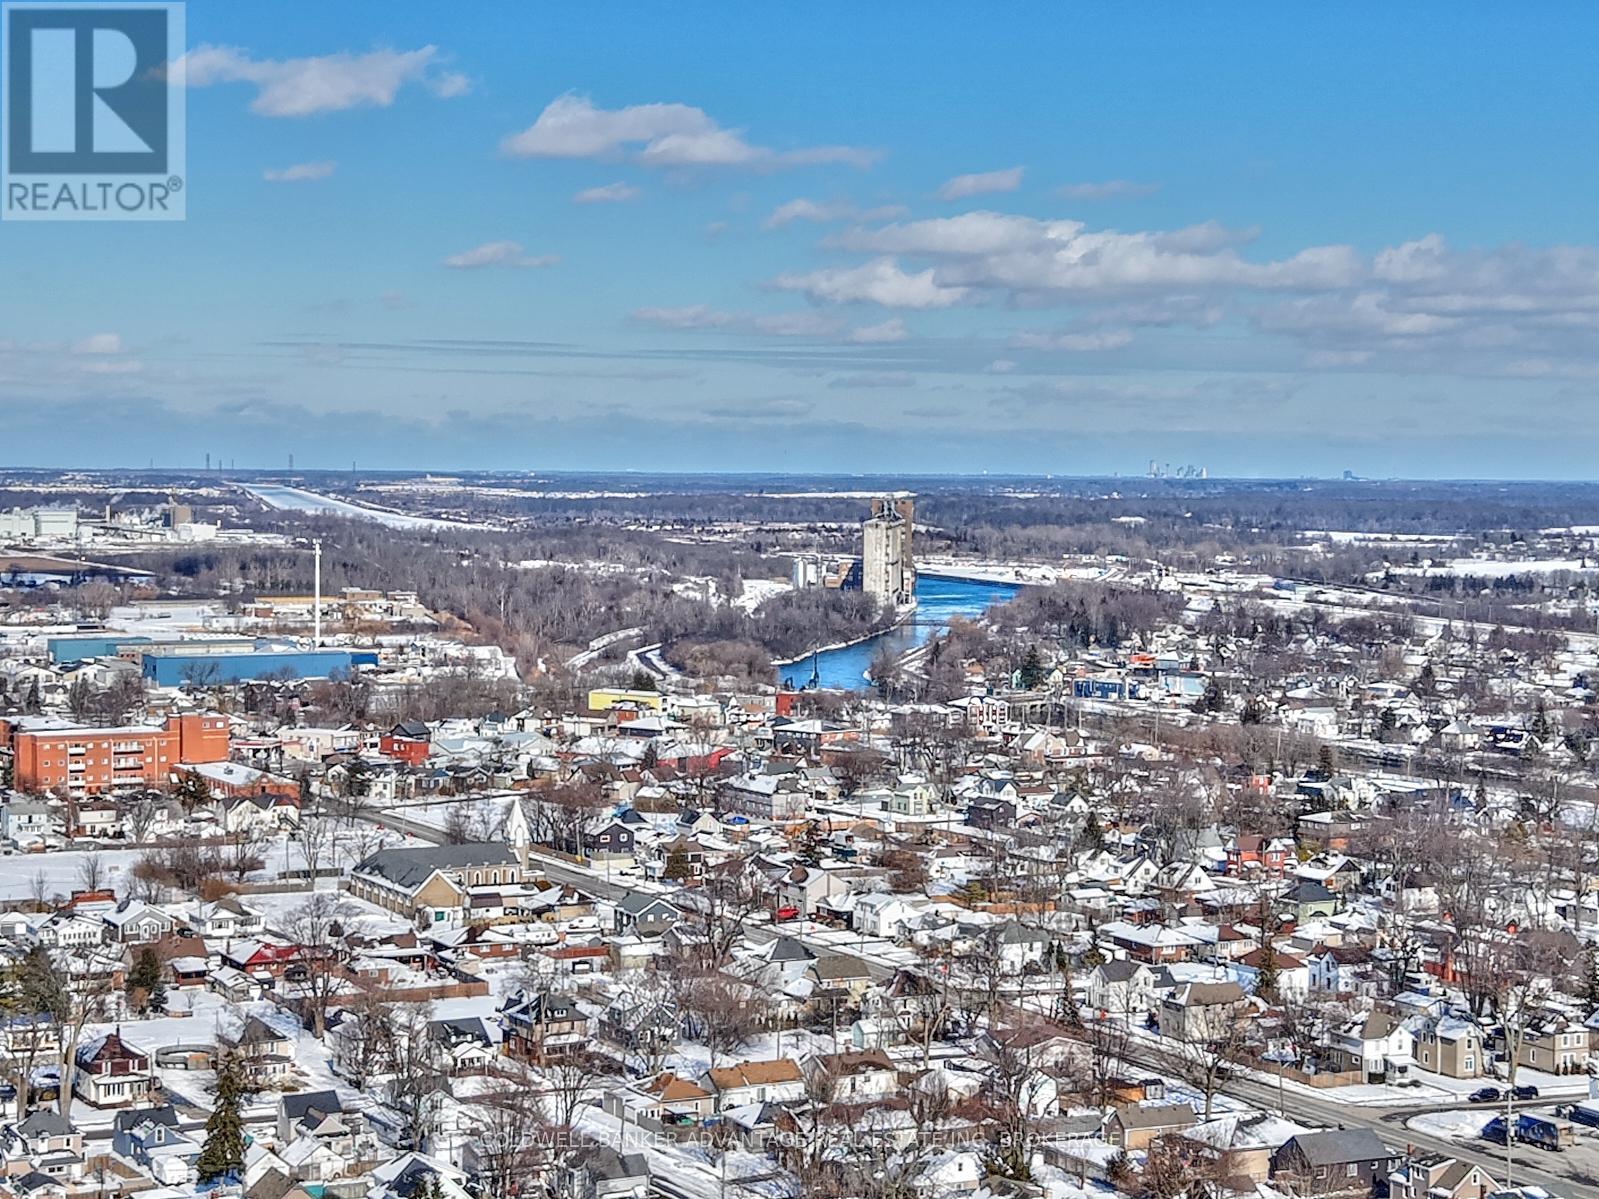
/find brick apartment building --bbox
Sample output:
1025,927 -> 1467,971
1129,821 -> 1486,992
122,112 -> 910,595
0,713 -> 229,795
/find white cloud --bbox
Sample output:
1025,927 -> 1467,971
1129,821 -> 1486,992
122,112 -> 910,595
1009,328 -> 1134,352
1056,179 -> 1160,200
71,333 -> 123,355
502,93 -> 876,170
442,241 -> 558,269
573,182 -> 641,205
263,160 -> 336,183
763,198 -> 907,230
183,44 -> 463,117
848,318 -> 910,343
1306,349 -> 1373,368
828,371 -> 915,389
752,312 -> 845,337
771,258 -> 969,309
834,211 -> 1361,296
937,166 -> 1024,201
631,305 -> 733,330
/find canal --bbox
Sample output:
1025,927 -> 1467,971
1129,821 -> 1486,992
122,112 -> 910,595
780,573 -> 1021,691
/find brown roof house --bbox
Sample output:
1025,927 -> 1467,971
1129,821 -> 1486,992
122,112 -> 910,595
703,1059 -> 805,1111
1105,1102 -> 1197,1151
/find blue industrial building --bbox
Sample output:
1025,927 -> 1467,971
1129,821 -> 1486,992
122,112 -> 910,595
47,635 -> 153,664
140,648 -> 378,686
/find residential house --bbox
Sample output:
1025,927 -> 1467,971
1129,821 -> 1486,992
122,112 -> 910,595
112,1106 -> 199,1186
1518,1008 -> 1589,1075
854,893 -> 923,941
805,1050 -> 899,1103
73,1030 -> 153,1108
1086,959 -> 1157,1018
612,891 -> 679,939
1330,1010 -> 1414,1083
562,1145 -> 649,1199
191,896 -> 265,941
1104,1102 -> 1197,1151
13,1112 -> 82,1182
500,990 -> 587,1062
1158,980 -> 1251,1042
101,899 -> 175,944
276,1091 -> 377,1165
1280,880 -> 1339,923
1271,1129 -> 1401,1195
1388,1155 -> 1496,1199
703,1059 -> 805,1111
1410,1011 -> 1483,1079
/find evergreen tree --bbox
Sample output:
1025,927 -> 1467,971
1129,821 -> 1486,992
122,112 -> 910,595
197,1052 -> 247,1183
172,771 -> 211,818
1078,812 -> 1106,855
1316,742 -> 1336,777
662,850 -> 692,881
1531,698 -> 1553,742
125,946 -> 166,1014
1377,707 -> 1399,743
1018,645 -> 1045,691
1255,940 -> 1280,1002
1583,949 -> 1599,1012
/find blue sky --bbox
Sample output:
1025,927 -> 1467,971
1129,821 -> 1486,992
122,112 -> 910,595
5,2 -> 1599,477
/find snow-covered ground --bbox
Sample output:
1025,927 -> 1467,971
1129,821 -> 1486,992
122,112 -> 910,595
1407,1109 -> 1495,1141
243,485 -> 491,531
1390,557 -> 1599,578
732,577 -> 791,613
104,601 -> 230,636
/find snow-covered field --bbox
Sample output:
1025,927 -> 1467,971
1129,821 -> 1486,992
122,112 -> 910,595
244,485 -> 491,531
733,578 -> 791,613
1390,557 -> 1599,578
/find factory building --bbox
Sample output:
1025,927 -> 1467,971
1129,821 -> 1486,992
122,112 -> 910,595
139,646 -> 379,687
861,496 -> 915,605
0,507 -> 78,543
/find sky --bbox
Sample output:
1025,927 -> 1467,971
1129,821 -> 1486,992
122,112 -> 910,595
4,2 -> 1599,478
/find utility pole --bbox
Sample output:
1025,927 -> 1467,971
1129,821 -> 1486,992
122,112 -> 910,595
312,539 -> 323,649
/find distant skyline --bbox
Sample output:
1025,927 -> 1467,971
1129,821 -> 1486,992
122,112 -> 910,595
4,4 -> 1599,478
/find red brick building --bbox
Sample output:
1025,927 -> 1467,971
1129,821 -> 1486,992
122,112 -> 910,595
0,713 -> 229,795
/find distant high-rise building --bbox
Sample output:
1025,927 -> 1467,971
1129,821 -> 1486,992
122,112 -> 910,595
862,496 -> 915,605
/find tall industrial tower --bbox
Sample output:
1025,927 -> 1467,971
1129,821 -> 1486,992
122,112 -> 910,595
862,496 -> 915,605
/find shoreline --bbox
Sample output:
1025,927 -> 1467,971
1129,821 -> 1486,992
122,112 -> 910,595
771,598 -> 918,669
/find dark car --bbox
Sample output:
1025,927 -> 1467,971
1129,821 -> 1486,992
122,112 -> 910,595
1512,1084 -> 1540,1100
1470,1086 -> 1503,1103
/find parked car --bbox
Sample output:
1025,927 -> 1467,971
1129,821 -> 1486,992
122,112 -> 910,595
1512,1084 -> 1540,1100
1469,1087 -> 1502,1104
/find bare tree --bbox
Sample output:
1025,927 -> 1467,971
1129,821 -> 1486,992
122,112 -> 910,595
55,946 -> 119,1122
538,1049 -> 611,1132
675,968 -> 766,1069
280,892 -> 357,1037
1165,993 -> 1252,1119
385,1001 -> 448,1151
467,1086 -> 558,1199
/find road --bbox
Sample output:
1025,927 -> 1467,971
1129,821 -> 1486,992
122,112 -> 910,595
1116,1034 -> 1595,1197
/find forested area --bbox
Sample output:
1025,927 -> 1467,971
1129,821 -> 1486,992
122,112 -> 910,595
125,520 -> 892,681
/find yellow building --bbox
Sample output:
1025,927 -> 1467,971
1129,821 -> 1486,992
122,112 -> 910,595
587,687 -> 664,713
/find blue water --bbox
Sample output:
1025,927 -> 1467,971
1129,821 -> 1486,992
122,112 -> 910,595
782,574 -> 1021,690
